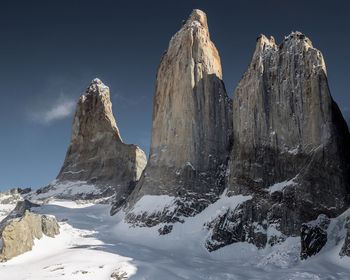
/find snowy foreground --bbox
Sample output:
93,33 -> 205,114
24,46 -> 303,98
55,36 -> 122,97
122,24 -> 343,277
1,196 -> 350,280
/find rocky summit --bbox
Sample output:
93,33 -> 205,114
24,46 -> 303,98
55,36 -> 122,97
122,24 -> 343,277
206,32 -> 350,251
1,7 -> 350,280
124,9 -> 232,227
34,78 -> 147,208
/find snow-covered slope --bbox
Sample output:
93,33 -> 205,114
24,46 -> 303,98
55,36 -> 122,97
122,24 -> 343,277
27,180 -> 113,203
0,188 -> 27,221
1,194 -> 350,279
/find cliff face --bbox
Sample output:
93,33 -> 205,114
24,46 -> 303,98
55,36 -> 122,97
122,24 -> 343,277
125,10 -> 232,225
36,79 -> 147,208
206,32 -> 350,251
233,34 -> 331,156
149,9 -> 231,171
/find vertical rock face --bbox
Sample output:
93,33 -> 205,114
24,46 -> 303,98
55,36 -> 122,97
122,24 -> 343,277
233,34 -> 332,157
207,32 -> 350,250
340,219 -> 350,257
149,9 -> 231,171
36,79 -> 147,207
125,10 -> 232,225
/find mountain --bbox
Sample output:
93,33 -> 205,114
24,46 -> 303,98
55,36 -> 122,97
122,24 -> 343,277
1,9 -> 350,280
32,78 -> 147,207
206,32 -> 350,253
120,12 -> 350,260
124,9 -> 232,227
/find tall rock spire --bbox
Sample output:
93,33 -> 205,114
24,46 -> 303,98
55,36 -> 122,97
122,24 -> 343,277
123,10 -> 232,224
206,32 -> 350,251
150,9 -> 231,171
230,31 -> 349,196
36,78 -> 147,205
232,32 -> 331,157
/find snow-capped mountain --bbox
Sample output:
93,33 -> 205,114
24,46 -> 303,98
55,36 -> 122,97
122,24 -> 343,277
1,8 -> 350,280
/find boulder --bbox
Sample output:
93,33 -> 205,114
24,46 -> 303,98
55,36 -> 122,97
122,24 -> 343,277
0,201 -> 59,262
41,215 -> 60,238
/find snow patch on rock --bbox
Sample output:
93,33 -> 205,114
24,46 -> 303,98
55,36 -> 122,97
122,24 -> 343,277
267,176 -> 298,194
29,180 -> 109,202
130,195 -> 176,216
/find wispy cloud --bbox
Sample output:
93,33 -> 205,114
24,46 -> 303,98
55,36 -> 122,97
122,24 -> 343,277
30,96 -> 76,124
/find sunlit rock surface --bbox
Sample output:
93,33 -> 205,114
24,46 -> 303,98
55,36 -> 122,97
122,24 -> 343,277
125,9 -> 232,226
207,32 -> 350,250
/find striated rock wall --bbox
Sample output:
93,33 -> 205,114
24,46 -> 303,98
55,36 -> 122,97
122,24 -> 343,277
148,9 -> 232,172
125,10 -> 232,225
229,33 -> 350,193
207,32 -> 350,250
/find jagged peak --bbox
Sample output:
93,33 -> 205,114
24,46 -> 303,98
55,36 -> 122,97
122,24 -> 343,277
253,34 -> 278,61
256,34 -> 277,49
86,77 -> 109,96
92,77 -> 102,84
186,9 -> 208,29
253,32 -> 324,70
283,31 -> 313,47
167,9 -> 212,62
74,78 -> 120,140
255,32 -> 314,53
281,31 -> 326,73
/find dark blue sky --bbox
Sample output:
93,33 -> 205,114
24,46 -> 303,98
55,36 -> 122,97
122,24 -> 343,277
1,0 -> 349,190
